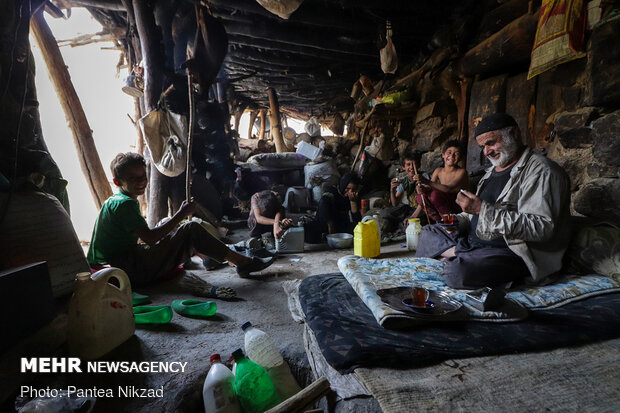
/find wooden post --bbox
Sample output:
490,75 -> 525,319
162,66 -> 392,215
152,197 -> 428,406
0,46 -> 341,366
233,110 -> 243,132
259,109 -> 267,140
133,0 -> 169,226
267,88 -> 285,153
30,11 -> 112,209
265,377 -> 331,413
248,110 -> 258,139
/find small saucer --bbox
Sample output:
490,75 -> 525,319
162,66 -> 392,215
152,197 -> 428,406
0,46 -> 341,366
438,222 -> 457,228
402,298 -> 435,313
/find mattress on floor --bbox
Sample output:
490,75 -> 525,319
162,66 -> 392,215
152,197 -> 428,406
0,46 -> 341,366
298,273 -> 620,374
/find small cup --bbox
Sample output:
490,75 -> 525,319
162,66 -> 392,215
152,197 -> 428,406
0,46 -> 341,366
411,287 -> 429,307
441,214 -> 454,225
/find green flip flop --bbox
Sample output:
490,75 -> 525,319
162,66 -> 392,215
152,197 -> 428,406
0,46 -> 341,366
132,292 -> 151,306
172,299 -> 217,317
133,305 -> 173,324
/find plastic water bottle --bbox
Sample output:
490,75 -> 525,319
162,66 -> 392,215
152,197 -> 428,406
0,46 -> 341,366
231,349 -> 281,413
406,218 -> 422,251
241,322 -> 301,400
202,354 -> 241,413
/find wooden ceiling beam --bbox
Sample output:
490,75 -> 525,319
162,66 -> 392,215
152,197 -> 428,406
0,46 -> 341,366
224,21 -> 376,57
228,35 -> 379,67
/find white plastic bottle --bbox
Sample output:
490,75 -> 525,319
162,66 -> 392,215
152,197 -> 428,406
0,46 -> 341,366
406,218 -> 422,251
203,354 -> 241,413
241,322 -> 301,400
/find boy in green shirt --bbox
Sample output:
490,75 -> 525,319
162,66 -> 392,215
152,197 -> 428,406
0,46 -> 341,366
87,152 -> 274,298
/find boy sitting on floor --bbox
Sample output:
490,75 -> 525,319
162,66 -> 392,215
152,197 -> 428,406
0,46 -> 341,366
412,140 -> 468,223
87,152 -> 275,298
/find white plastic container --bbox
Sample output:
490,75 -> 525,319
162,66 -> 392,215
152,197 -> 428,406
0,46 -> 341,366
241,322 -> 301,400
275,227 -> 304,253
406,218 -> 422,251
203,354 -> 241,413
67,268 -> 135,359
296,141 -> 321,160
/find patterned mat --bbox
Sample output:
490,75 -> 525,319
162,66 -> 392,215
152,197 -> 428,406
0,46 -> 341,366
338,255 -> 620,327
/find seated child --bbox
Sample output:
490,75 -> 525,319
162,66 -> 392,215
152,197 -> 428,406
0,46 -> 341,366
304,173 -> 362,242
413,140 -> 468,223
380,149 -> 428,234
87,153 -> 275,298
248,190 -> 293,239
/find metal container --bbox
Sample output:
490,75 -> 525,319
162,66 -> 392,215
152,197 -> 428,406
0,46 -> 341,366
326,233 -> 353,249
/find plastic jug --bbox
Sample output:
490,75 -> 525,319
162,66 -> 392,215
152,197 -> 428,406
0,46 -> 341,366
203,354 -> 241,413
241,322 -> 301,400
362,215 -> 382,241
231,349 -> 281,413
276,227 -> 304,253
354,220 -> 380,258
67,268 -> 135,359
406,218 -> 422,251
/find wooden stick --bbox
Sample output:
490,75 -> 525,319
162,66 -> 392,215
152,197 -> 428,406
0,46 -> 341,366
31,11 -> 112,209
413,163 -> 431,224
186,52 -> 194,203
265,377 -> 330,413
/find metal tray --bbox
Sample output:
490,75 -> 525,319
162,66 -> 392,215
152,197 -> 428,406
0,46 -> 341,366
377,287 -> 465,319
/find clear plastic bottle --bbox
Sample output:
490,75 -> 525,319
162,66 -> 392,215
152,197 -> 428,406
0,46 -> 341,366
406,218 -> 422,251
241,322 -> 301,400
231,349 -> 280,413
202,354 -> 241,413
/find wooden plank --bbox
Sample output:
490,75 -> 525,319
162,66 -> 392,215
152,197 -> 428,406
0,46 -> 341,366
30,11 -> 113,209
459,11 -> 538,78
265,377 -> 330,413
506,72 -> 537,147
466,74 -> 508,175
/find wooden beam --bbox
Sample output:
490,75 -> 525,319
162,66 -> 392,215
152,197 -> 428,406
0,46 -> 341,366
63,0 -> 125,11
224,22 -> 376,57
228,34 -> 378,66
133,0 -> 169,226
458,11 -> 538,78
248,110 -> 258,139
30,11 -> 112,209
267,88 -> 285,153
259,109 -> 267,140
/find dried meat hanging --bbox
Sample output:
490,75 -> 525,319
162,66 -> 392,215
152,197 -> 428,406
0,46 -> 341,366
380,21 -> 398,74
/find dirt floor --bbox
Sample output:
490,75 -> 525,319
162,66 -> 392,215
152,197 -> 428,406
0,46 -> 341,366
3,224 -> 413,412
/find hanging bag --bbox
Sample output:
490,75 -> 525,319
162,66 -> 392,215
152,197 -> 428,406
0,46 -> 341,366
139,98 -> 188,177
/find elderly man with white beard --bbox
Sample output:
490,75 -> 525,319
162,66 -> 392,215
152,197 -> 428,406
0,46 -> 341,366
415,113 -> 571,289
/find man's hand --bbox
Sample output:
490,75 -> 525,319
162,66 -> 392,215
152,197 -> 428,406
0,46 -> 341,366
390,178 -> 400,193
456,190 -> 482,215
178,198 -> 196,218
274,218 -> 292,239
281,218 -> 293,228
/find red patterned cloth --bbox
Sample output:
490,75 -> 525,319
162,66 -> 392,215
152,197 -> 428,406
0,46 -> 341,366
527,0 -> 587,79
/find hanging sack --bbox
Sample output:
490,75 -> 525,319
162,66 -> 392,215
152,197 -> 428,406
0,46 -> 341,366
139,106 -> 188,177
304,117 -> 321,137
380,21 -> 398,74
255,0 -> 304,19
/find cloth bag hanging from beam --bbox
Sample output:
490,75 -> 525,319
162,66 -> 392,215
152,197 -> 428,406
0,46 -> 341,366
256,0 -> 304,19
139,107 -> 188,177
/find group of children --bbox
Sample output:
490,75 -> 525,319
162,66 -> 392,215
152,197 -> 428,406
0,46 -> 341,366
87,140 -> 468,295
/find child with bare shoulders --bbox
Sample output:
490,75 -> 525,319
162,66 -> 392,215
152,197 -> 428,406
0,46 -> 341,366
411,140 -> 468,224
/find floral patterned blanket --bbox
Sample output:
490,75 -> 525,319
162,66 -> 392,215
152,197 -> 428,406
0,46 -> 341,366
337,255 -> 620,327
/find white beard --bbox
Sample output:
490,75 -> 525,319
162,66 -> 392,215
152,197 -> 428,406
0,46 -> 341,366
488,135 -> 520,167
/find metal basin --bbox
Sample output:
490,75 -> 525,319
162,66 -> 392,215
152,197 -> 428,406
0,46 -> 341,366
326,233 -> 353,249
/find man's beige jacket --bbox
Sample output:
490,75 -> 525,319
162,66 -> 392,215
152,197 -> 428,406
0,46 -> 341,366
458,147 -> 572,284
